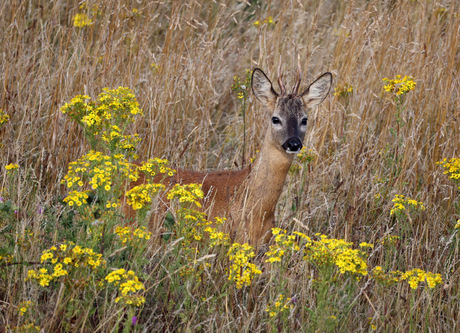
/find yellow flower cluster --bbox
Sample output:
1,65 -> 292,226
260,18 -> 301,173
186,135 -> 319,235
105,269 -> 145,307
383,75 -> 416,96
61,87 -> 142,154
27,242 -> 106,287
0,254 -> 13,263
371,266 -> 402,287
254,16 -> 275,27
177,208 -> 211,244
455,220 -> 460,230
167,183 -> 204,208
303,233 -> 368,276
138,158 -> 176,178
0,109 -> 9,124
101,125 -> 141,153
265,228 -> 300,263
115,226 -> 152,245
12,322 -> 40,332
372,266 -> 442,289
5,163 -> 19,171
297,147 -> 315,164
390,194 -> 426,215
125,183 -> 165,210
105,200 -> 119,209
19,300 -> 32,316
231,69 -> 252,102
266,228 -> 368,277
227,243 -> 262,289
380,235 -> 399,247
265,294 -> 294,317
26,268 -> 54,287
73,13 -> 93,27
204,224 -> 230,247
62,150 -> 138,191
63,190 -> 90,207
437,158 -> 460,181
400,268 -> 443,289
334,83 -> 354,97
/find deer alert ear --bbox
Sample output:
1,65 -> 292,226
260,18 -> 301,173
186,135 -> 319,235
301,72 -> 333,108
252,68 -> 278,105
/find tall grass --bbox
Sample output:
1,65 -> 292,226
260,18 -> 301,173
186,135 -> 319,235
1,0 -> 459,331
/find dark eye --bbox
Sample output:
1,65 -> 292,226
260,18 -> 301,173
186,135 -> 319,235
301,118 -> 308,126
272,117 -> 281,125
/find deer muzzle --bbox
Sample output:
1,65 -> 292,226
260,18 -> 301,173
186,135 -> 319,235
282,137 -> 302,154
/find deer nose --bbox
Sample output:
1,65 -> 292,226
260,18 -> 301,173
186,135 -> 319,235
282,138 -> 302,153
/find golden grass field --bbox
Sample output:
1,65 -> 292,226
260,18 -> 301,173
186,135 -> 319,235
1,0 -> 459,331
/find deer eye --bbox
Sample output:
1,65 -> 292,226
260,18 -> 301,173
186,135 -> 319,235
301,118 -> 308,126
272,117 -> 281,125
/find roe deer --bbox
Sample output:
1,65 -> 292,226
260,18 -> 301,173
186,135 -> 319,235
129,68 -> 332,247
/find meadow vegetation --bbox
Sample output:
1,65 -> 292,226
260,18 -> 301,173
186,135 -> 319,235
0,0 -> 459,331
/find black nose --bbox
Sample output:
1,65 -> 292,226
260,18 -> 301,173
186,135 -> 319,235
282,138 -> 302,153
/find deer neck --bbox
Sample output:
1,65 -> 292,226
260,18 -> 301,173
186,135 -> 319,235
246,130 -> 295,215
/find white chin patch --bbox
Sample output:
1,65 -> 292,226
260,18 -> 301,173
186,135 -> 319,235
286,149 -> 300,154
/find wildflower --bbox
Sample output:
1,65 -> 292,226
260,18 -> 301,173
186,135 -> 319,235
15,322 -> 41,331
105,269 -> 146,307
264,16 -> 274,25
138,158 -> 176,178
334,83 -> 354,97
63,190 -> 90,207
227,243 -> 261,289
61,87 -> 143,156
400,268 -> 443,289
390,194 -> 425,215
0,109 -> 9,124
73,13 -> 93,28
437,158 -> 460,181
371,266 -> 401,286
265,294 -> 294,317
27,242 -> 106,287
296,147 -> 315,164
231,70 -> 252,102
204,226 -> 230,247
383,75 -> 416,96
115,226 -> 153,245
380,235 -> 399,247
167,183 -> 204,208
5,163 -> 19,171
455,220 -> 460,230
265,228 -> 300,263
303,234 -> 368,276
18,301 -> 32,316
126,183 -> 165,210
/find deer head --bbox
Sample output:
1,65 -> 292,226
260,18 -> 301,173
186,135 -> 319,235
251,68 -> 332,154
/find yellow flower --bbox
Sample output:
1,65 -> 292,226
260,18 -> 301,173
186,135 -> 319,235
5,163 -> 19,171
265,294 -> 293,317
227,243 -> 261,289
382,75 -> 416,96
334,83 -> 354,97
0,109 -> 10,124
390,194 -> 425,215
73,13 -> 93,28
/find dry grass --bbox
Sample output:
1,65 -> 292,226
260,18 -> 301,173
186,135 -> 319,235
1,0 -> 459,332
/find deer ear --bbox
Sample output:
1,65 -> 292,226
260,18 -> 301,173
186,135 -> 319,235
252,68 -> 278,104
301,72 -> 332,107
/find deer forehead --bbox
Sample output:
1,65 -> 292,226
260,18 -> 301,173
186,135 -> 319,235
275,95 -> 305,117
